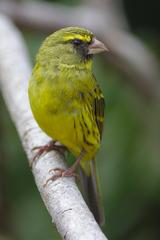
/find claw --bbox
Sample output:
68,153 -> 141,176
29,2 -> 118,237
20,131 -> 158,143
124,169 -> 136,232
49,168 -> 62,174
43,150 -> 85,186
30,141 -> 67,167
44,168 -> 79,187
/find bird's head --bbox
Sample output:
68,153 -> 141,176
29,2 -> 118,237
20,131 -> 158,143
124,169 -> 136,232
37,27 -> 108,70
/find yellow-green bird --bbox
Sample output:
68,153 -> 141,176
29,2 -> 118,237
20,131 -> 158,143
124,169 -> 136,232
28,27 -> 107,225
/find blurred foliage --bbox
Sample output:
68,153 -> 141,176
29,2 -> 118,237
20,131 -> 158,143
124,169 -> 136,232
0,0 -> 160,240
124,0 -> 160,33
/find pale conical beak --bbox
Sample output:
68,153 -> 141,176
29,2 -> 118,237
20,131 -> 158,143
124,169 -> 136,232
88,37 -> 109,55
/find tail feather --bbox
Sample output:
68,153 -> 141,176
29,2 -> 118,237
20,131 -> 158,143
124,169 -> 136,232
79,159 -> 105,226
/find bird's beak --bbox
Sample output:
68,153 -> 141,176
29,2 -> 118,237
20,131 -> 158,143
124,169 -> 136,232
88,37 -> 109,55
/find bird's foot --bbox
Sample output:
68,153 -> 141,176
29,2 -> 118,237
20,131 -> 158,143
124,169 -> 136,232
43,167 -> 79,187
30,141 -> 67,167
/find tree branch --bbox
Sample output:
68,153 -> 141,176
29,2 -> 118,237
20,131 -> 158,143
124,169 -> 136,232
0,14 -> 108,240
0,0 -> 160,99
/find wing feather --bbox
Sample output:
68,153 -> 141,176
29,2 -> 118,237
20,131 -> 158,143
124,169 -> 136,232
94,84 -> 105,139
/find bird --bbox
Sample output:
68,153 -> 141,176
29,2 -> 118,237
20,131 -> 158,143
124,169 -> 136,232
28,27 -> 108,225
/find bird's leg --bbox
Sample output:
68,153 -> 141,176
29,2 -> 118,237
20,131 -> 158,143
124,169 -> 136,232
44,150 -> 86,187
31,140 -> 67,167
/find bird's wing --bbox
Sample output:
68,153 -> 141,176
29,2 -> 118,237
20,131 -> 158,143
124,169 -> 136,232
93,83 -> 105,139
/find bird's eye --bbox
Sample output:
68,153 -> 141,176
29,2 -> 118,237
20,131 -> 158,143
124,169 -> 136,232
72,39 -> 82,45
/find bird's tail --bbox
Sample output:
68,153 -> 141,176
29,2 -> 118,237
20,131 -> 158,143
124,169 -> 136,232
79,159 -> 105,226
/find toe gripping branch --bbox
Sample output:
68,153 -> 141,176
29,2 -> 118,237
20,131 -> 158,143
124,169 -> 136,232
31,141 -> 85,187
43,149 -> 86,187
31,140 -> 66,167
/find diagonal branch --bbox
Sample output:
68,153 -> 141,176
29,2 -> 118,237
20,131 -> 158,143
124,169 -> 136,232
0,14 -> 108,240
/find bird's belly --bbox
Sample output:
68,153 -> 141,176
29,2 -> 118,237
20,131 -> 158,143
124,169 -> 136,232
38,110 -> 80,153
31,97 -> 99,161
29,80 -> 100,160
35,106 -> 99,159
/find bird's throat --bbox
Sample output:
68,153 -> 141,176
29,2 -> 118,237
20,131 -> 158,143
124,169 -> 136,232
58,57 -> 93,71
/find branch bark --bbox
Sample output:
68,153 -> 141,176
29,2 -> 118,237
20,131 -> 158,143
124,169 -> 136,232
0,14 -> 108,240
0,0 -> 160,99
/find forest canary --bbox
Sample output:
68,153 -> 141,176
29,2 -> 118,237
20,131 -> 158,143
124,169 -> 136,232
28,27 -> 107,225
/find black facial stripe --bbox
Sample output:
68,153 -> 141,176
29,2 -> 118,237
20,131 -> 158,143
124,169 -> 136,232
72,39 -> 83,45
72,40 -> 92,61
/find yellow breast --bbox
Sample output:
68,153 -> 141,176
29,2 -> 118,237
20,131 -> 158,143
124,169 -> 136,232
28,64 -> 101,162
